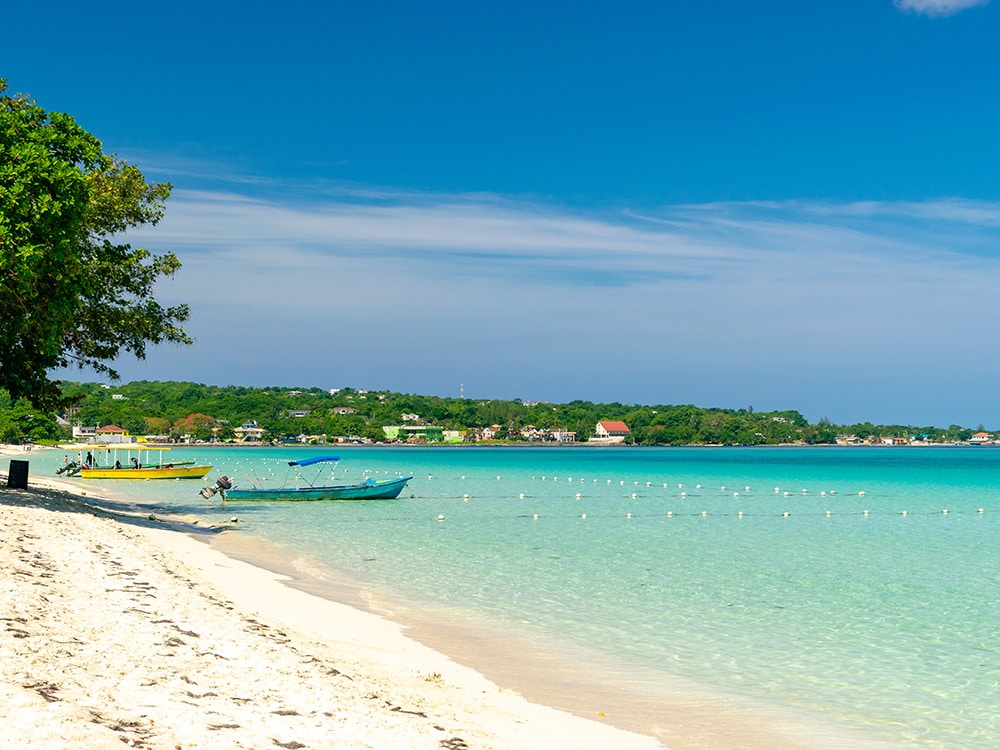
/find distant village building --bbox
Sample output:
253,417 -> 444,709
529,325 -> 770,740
382,425 -> 444,443
594,420 -> 631,443
836,435 -> 865,445
332,406 -> 357,415
970,431 -> 993,444
94,425 -> 134,444
880,436 -> 908,446
233,420 -> 266,443
401,413 -> 420,422
73,425 -> 98,441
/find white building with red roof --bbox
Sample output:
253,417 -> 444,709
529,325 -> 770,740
594,420 -> 631,443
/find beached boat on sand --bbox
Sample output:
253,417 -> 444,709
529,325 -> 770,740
60,447 -> 212,480
200,455 -> 412,501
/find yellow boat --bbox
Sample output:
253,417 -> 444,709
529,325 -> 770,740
80,464 -> 212,479
72,447 -> 212,480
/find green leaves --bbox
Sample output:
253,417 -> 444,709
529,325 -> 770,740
0,82 -> 189,409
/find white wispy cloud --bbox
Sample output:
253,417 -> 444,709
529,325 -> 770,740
893,0 -> 989,17
111,178 -> 1000,423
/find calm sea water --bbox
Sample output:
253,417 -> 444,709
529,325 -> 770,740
32,446 -> 1000,748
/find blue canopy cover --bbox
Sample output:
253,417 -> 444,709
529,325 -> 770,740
288,455 -> 341,467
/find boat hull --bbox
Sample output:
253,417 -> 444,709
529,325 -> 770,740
80,465 -> 212,480
225,476 -> 412,501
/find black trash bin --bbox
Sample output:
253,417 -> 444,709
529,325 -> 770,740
7,459 -> 28,489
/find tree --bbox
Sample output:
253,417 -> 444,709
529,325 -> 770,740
0,80 -> 190,409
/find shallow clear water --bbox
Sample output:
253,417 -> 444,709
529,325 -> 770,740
32,446 -> 1000,748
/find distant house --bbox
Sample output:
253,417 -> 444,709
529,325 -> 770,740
382,425 -> 444,443
594,420 -> 631,442
95,425 -> 133,444
836,435 -> 865,445
970,431 -> 993,444
880,436 -> 908,446
332,406 -> 357,415
233,420 -> 266,443
287,409 -> 311,418
401,413 -> 420,422
73,425 -> 98,441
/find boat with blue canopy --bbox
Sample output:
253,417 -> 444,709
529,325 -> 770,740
200,455 -> 412,501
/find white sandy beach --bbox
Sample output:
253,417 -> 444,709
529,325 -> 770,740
1,446 -> 666,750
1,445 -> 862,750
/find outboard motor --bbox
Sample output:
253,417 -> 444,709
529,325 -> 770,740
199,475 -> 232,500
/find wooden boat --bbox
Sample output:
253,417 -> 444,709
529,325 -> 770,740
203,455 -> 411,501
69,447 -> 211,480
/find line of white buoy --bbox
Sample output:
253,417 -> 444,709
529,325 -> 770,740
430,508 -> 993,521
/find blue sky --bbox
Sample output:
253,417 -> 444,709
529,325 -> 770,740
5,0 -> 1000,426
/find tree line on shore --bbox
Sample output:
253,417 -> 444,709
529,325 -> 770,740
0,380 -> 987,447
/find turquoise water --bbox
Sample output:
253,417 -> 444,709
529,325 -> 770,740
33,446 -> 1000,748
